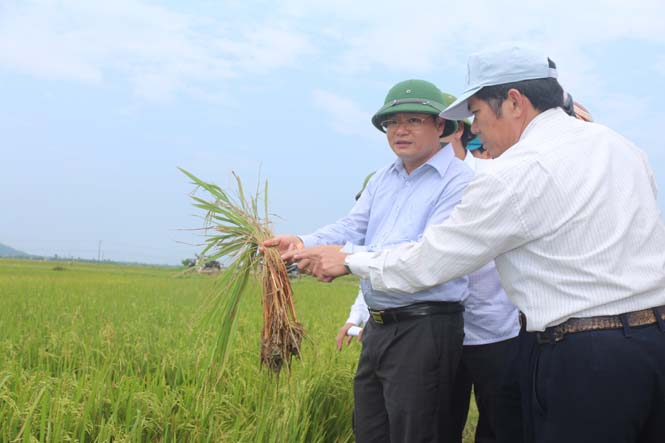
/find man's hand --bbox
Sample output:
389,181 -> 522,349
290,245 -> 350,282
335,322 -> 363,351
262,235 -> 304,260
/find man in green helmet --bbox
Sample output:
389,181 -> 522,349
265,79 -> 473,442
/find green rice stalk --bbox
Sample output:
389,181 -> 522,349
180,167 -> 303,377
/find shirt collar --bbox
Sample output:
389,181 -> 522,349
388,144 -> 455,178
518,107 -> 566,142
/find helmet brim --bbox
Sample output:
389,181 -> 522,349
372,102 -> 458,137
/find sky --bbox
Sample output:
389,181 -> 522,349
1,0 -> 664,265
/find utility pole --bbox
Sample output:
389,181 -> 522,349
98,240 -> 102,262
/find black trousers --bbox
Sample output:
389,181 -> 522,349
353,311 -> 464,443
495,328 -> 538,443
447,337 -> 520,443
530,322 -> 665,443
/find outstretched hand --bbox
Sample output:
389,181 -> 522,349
289,245 -> 350,282
262,235 -> 304,260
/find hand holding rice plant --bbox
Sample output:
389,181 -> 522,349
180,168 -> 303,377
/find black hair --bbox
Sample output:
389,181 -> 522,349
474,76 -> 564,117
459,122 -> 475,148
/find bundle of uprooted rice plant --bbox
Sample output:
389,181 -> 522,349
180,167 -> 303,377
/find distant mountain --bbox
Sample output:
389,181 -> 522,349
0,243 -> 29,257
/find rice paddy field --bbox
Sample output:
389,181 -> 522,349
0,258 -> 478,442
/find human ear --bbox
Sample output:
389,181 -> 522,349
506,89 -> 525,117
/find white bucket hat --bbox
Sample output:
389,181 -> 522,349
440,43 -> 558,120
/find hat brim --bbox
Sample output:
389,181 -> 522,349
372,103 -> 458,137
439,86 -> 482,121
372,102 -> 443,131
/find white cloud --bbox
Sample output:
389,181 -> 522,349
312,89 -> 376,139
273,0 -> 665,83
656,56 -> 665,76
214,26 -> 313,73
0,0 -> 312,101
1,0 -> 664,107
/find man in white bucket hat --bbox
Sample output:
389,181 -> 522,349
291,43 -> 665,443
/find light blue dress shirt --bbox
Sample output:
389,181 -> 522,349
300,146 -> 473,309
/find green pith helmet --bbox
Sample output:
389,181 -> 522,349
372,79 -> 458,137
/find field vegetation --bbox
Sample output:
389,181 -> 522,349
0,258 -> 477,442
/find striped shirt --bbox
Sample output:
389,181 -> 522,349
347,108 -> 665,331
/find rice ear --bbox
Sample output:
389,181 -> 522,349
181,168 -> 303,378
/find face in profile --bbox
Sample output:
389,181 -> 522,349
468,96 -> 521,158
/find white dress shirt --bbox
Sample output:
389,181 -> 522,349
346,289 -> 369,327
463,261 -> 519,344
347,108 -> 665,331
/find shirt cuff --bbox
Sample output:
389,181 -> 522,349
298,234 -> 315,248
346,311 -> 369,326
341,242 -> 369,254
345,252 -> 373,279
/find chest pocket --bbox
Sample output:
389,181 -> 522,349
382,195 -> 436,246
402,199 -> 434,236
367,174 -> 440,247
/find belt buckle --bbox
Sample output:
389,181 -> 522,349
371,310 -> 384,325
537,328 -> 565,344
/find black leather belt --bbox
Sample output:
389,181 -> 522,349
368,301 -> 464,325
536,305 -> 665,344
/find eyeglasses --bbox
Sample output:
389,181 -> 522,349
379,116 -> 433,132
